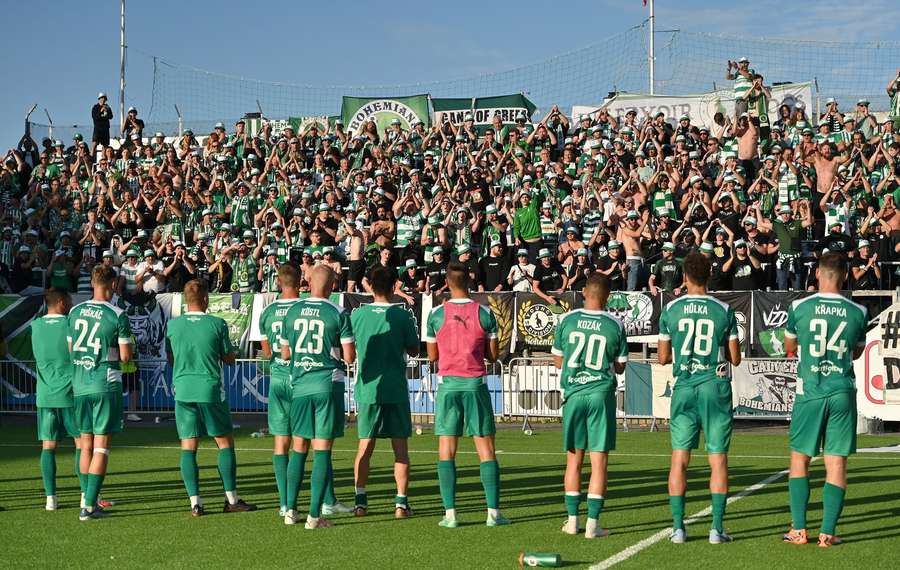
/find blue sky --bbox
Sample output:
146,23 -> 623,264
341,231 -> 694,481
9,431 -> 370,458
3,0 -> 899,149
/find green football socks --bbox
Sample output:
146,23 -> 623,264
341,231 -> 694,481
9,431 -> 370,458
821,482 -> 846,536
669,495 -> 686,530
74,448 -> 85,494
395,494 -> 408,508
180,450 -> 200,497
355,487 -> 368,507
309,450 -> 331,518
324,458 -> 337,505
788,477 -> 810,530
286,450 -> 308,510
40,449 -> 56,496
272,454 -> 288,509
217,447 -> 237,492
480,460 -> 500,509
84,473 -> 105,509
587,494 -> 605,521
437,460 -> 457,510
564,492 -> 581,517
711,493 -> 727,533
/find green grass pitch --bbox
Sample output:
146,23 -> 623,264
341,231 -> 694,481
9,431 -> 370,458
0,422 -> 898,569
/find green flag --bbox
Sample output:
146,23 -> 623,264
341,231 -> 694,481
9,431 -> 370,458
341,95 -> 430,135
432,94 -> 536,134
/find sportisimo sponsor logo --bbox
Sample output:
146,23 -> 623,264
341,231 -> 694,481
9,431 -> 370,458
73,357 -> 96,370
294,356 -> 325,372
810,360 -> 841,376
571,370 -> 599,385
680,358 -> 711,373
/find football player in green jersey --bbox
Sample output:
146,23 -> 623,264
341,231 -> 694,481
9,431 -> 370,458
351,265 -> 420,518
782,252 -> 866,547
259,264 -> 301,517
658,253 -> 741,544
32,288 -> 81,511
166,279 -> 257,516
552,274 -> 628,539
279,265 -> 355,528
425,262 -> 509,528
68,264 -> 133,521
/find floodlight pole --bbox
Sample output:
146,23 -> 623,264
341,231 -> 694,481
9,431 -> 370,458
648,0 -> 655,95
120,0 -> 126,132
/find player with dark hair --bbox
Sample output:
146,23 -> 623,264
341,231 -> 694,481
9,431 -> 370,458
351,265 -> 419,517
425,262 -> 509,528
658,252 -> 741,544
166,279 -> 256,516
68,265 -> 132,521
782,252 -> 866,547
553,274 -> 627,538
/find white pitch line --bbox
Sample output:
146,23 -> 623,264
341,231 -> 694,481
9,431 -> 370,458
590,459 -> 819,570
1,442 -> 897,459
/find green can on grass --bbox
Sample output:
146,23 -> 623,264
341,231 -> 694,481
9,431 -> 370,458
518,552 -> 562,568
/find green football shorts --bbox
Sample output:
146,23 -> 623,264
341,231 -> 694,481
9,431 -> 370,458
290,389 -> 345,440
670,380 -> 733,453
37,406 -> 79,441
357,401 -> 412,439
789,391 -> 856,458
75,392 -> 123,435
434,385 -> 496,437
267,374 -> 293,437
562,390 -> 616,452
175,400 -> 234,439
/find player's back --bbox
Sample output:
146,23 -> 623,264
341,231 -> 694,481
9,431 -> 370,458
68,300 -> 130,396
166,312 -> 232,394
552,309 -> 628,399
280,297 -> 353,395
259,298 -> 299,375
351,303 -> 418,403
659,295 -> 737,387
32,314 -> 74,407
785,293 -> 866,399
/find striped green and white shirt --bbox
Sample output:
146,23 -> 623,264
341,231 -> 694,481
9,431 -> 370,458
734,73 -> 752,101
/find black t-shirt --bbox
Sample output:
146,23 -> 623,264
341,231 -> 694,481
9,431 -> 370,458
652,258 -> 682,291
398,269 -> 423,293
478,255 -> 510,291
852,256 -> 879,290
426,260 -> 448,292
566,262 -> 595,292
817,233 -> 853,255
533,261 -> 564,291
595,255 -> 626,291
731,256 -> 758,290
707,247 -> 731,292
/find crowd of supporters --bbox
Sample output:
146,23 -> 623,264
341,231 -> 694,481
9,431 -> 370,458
3,63 -> 900,302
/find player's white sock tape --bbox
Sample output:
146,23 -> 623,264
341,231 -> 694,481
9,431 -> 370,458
445,508 -> 456,520
488,508 -> 500,518
566,491 -> 580,496
355,487 -> 366,495
588,494 -> 604,500
225,491 -> 238,505
94,448 -> 110,456
190,495 -> 202,508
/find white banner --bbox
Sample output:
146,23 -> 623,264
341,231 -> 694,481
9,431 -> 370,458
732,359 -> 797,418
854,325 -> 900,419
573,82 -> 813,131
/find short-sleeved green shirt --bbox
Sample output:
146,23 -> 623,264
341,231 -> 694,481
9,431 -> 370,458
551,309 -> 628,400
658,295 -> 738,388
351,303 -> 419,404
32,314 -> 74,408
166,312 -> 234,403
785,293 -> 866,400
424,299 -> 498,390
258,298 -> 300,379
279,297 -> 354,397
67,300 -> 132,397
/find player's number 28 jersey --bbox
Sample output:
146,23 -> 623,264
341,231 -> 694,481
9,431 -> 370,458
658,295 -> 737,388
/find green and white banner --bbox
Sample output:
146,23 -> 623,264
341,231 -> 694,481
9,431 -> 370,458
432,94 -> 536,133
249,116 -> 340,137
341,95 -> 431,135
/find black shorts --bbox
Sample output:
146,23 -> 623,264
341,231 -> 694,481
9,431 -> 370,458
92,128 -> 110,146
122,371 -> 141,393
348,260 -> 366,282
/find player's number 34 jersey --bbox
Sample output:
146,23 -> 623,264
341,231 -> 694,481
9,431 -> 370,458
785,293 -> 866,399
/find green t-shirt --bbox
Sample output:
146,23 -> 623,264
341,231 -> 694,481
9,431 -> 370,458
279,297 -> 354,397
67,300 -> 132,397
166,312 -> 234,403
258,298 -> 300,381
551,309 -> 628,400
351,303 -> 419,404
773,218 -> 803,255
32,314 -> 74,408
424,299 -> 498,390
658,295 -> 737,388
785,293 -> 866,400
